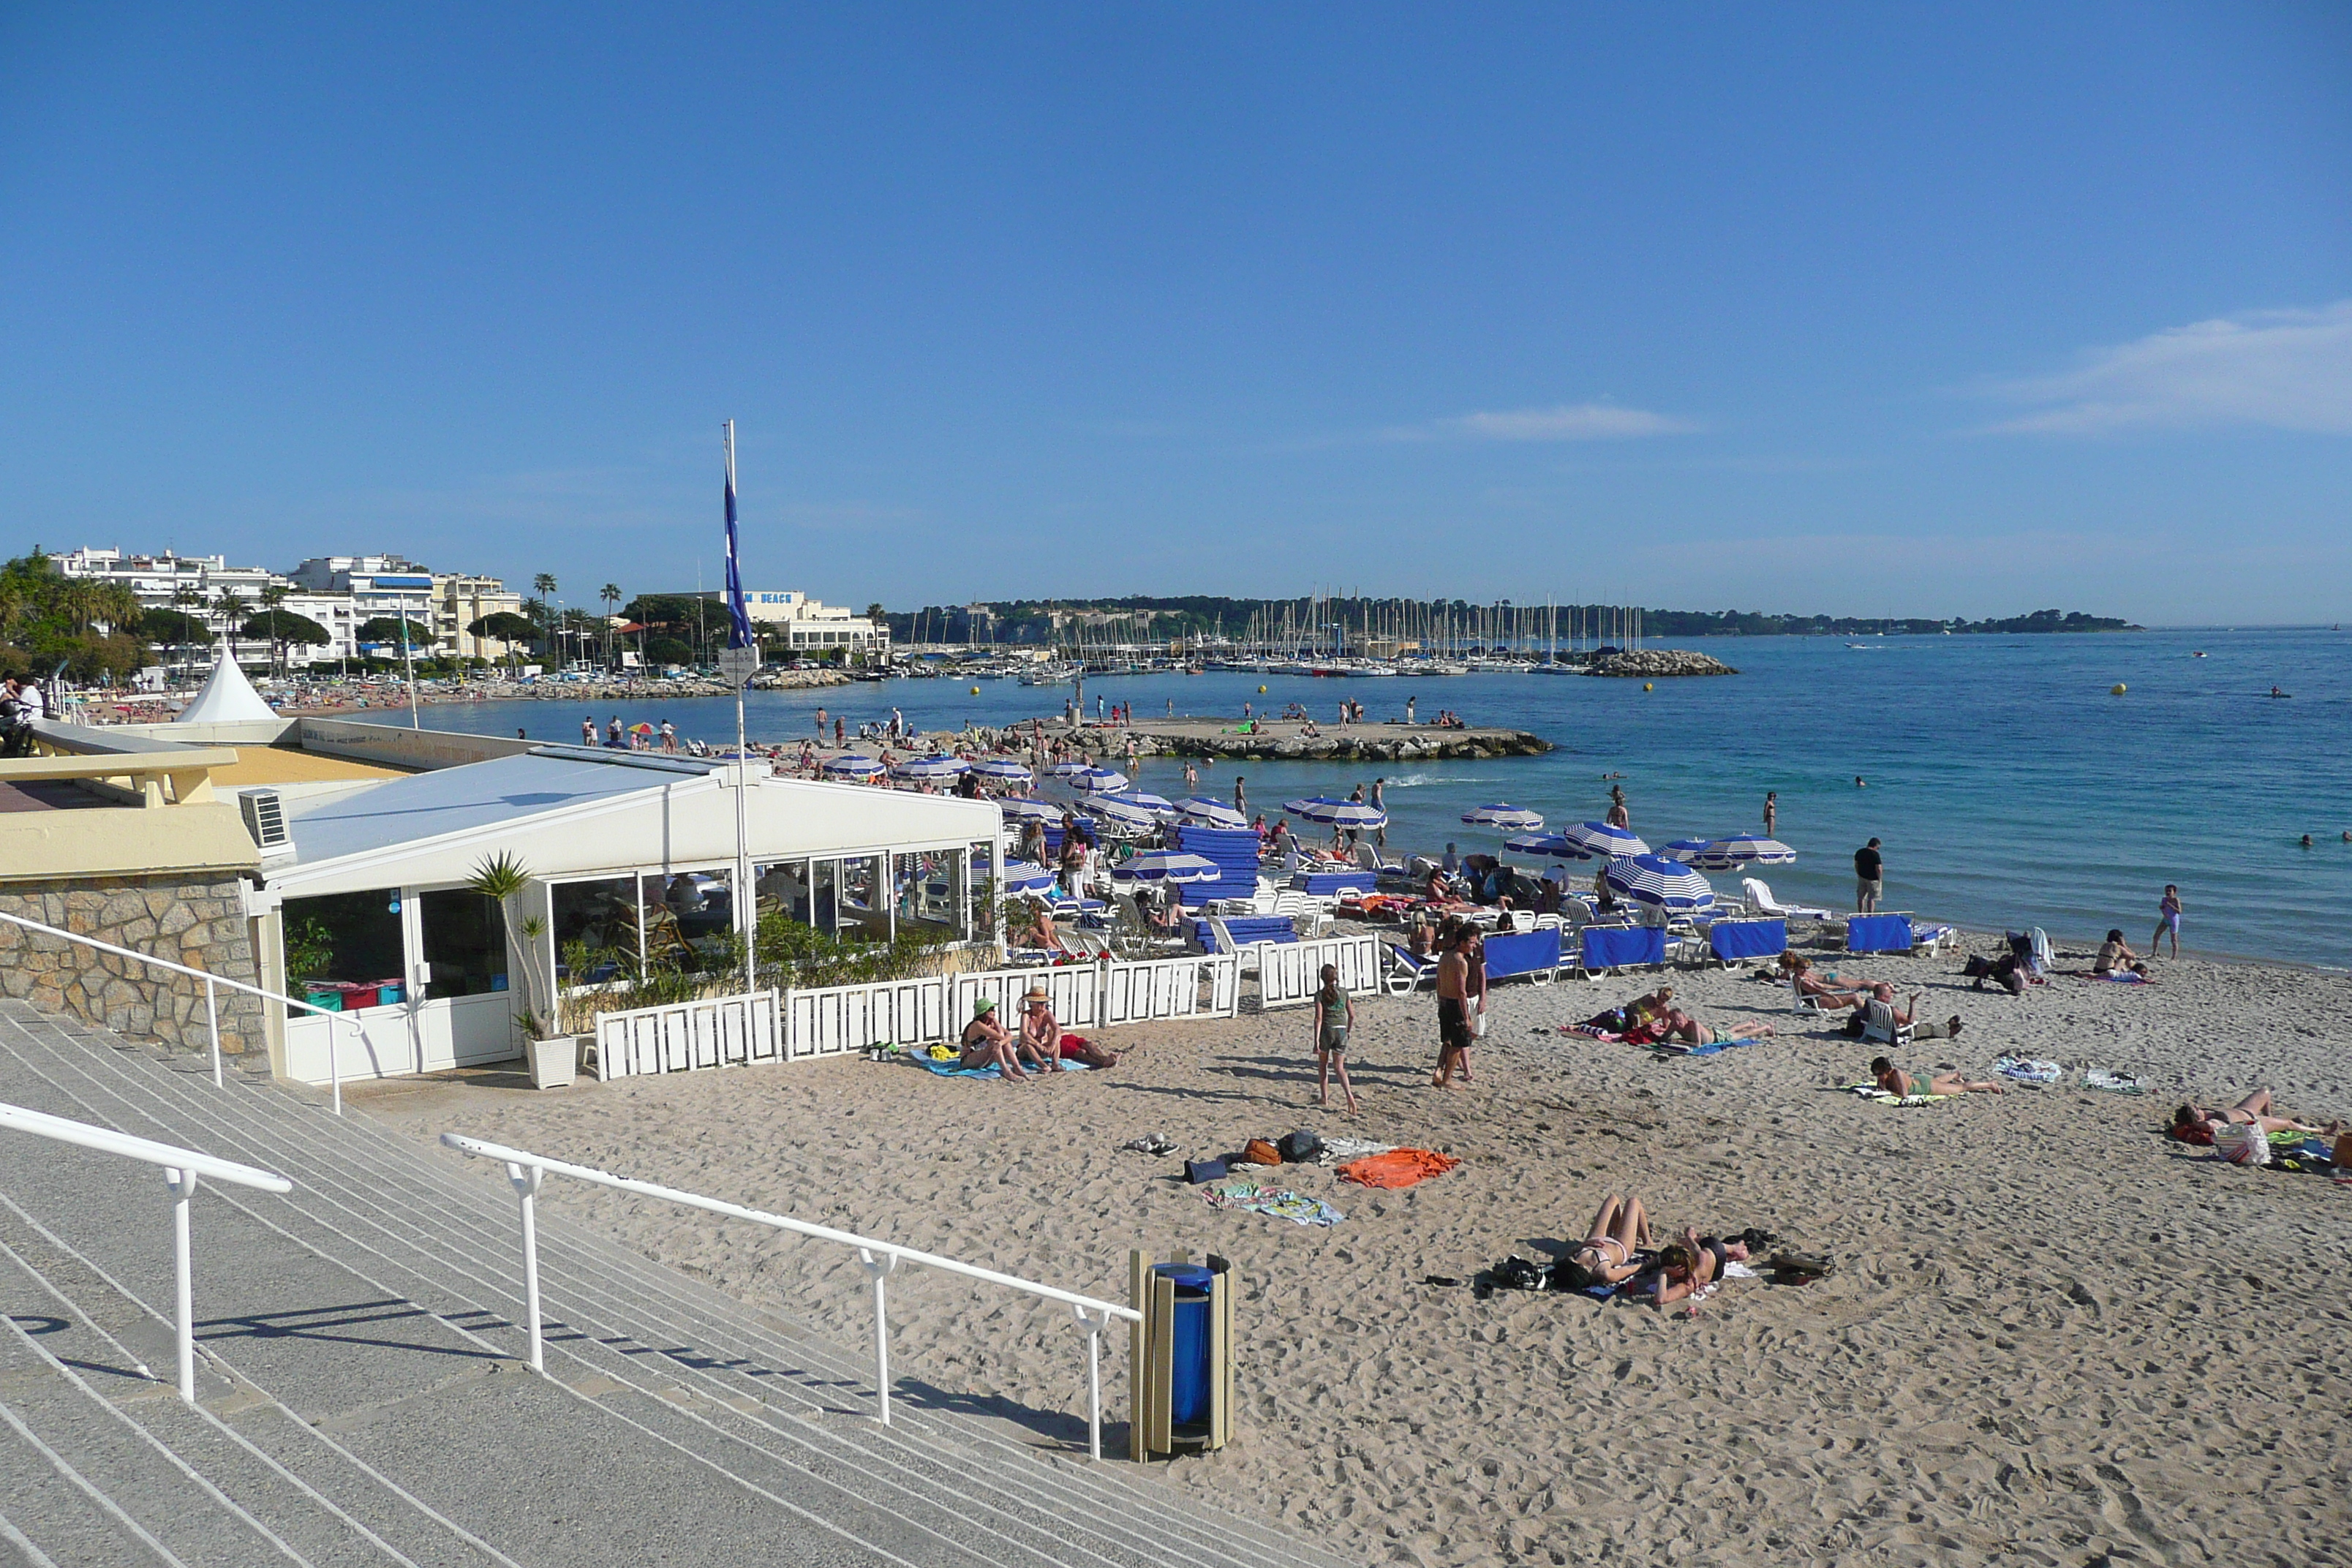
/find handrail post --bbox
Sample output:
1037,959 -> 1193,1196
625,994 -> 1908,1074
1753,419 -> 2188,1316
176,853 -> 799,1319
204,976 -> 221,1089
331,1015 -> 344,1117
1072,1304 -> 1113,1460
163,1166 -> 197,1401
505,1161 -> 546,1373
857,1248 -> 898,1424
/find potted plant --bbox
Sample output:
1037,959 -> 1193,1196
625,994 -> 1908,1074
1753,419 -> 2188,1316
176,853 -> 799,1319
466,851 -> 574,1088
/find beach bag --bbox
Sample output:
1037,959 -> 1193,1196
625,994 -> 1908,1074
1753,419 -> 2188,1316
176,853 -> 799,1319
1184,1157 -> 1229,1185
1278,1130 -> 1322,1164
2213,1123 -> 2269,1166
1471,1008 -> 1487,1040
1243,1139 -> 1283,1167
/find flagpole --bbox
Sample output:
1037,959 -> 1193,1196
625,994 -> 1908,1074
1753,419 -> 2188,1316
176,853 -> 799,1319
724,421 -> 755,992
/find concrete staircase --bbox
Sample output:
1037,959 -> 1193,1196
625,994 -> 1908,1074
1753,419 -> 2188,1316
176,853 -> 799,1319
0,1000 -> 1354,1568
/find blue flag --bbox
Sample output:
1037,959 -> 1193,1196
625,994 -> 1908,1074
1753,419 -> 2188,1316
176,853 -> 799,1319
722,426 -> 755,651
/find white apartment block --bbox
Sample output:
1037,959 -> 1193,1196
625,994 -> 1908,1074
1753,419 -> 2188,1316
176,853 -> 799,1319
717,590 -> 891,655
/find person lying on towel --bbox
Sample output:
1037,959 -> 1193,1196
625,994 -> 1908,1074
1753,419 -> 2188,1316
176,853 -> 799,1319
1553,1194 -> 1654,1291
1871,1057 -> 2004,1097
2174,1090 -> 2337,1139
1629,1228 -> 1752,1310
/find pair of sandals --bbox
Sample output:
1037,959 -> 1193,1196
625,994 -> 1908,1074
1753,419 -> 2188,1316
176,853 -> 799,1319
1120,1133 -> 1177,1157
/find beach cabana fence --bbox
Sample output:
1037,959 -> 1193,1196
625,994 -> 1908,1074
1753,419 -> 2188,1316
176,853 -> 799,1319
1253,934 -> 1385,1008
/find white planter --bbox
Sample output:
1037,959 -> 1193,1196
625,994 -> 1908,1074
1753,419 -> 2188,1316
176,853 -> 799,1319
524,1034 -> 578,1089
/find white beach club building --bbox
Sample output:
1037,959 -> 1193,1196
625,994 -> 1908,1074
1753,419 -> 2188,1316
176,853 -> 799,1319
251,747 -> 1002,1085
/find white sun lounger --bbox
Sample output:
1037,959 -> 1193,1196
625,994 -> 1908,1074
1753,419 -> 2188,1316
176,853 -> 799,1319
1743,878 -> 1831,921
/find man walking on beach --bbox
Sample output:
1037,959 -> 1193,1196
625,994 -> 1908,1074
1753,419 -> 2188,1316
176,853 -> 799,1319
1434,932 -> 1471,1088
1234,776 -> 1247,818
1371,777 -> 1387,849
1855,837 -> 1883,913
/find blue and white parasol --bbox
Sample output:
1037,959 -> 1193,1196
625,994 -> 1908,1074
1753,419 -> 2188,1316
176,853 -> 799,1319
822,754 -> 886,780
1504,832 -> 1589,859
1559,821 -> 1648,859
998,861 -> 1059,894
1175,796 -> 1248,828
1284,796 -> 1388,829
1111,851 -> 1219,884
1602,854 -> 1717,911
968,758 -> 1033,784
1101,789 -> 1175,817
1462,804 -> 1544,829
1658,837 -> 1716,863
998,797 -> 1063,823
1079,794 -> 1161,832
891,755 -> 968,782
1689,834 -> 1796,871
1066,766 -> 1131,794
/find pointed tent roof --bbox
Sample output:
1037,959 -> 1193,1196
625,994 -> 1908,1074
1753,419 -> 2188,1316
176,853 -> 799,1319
175,652 -> 279,724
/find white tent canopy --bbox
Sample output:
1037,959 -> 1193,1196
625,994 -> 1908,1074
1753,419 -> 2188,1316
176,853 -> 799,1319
174,652 -> 279,725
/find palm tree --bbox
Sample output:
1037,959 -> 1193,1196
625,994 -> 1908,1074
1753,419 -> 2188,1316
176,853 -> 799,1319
212,589 -> 248,668
599,583 -> 621,667
532,574 -> 557,660
170,586 -> 206,676
257,584 -> 290,676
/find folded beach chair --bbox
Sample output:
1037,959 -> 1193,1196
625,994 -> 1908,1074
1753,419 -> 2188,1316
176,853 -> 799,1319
1743,878 -> 1831,921
1787,974 -> 1831,1013
1858,998 -> 1913,1048
1271,889 -> 1335,934
1352,843 -> 1405,877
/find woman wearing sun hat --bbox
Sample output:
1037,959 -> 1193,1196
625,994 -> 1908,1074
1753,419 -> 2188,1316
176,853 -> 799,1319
1015,987 -> 1068,1074
957,997 -> 1026,1080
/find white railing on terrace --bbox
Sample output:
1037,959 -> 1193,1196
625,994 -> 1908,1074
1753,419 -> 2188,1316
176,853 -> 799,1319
0,1101 -> 293,1401
0,908 -> 356,1116
440,1132 -> 1142,1460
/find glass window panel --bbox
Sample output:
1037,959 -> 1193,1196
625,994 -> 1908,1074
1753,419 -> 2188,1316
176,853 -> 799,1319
282,889 -> 404,1000
753,859 -> 813,927
418,888 -> 506,1000
552,878 -> 638,981
837,854 -> 886,938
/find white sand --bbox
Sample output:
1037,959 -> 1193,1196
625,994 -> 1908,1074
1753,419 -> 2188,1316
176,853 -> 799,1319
372,936 -> 2352,1567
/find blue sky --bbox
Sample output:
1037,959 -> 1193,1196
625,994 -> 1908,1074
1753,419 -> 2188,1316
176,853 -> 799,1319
3,4 -> 2348,623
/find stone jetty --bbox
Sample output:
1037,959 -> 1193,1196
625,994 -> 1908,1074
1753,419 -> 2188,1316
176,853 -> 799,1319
1032,716 -> 1549,761
1586,648 -> 1738,677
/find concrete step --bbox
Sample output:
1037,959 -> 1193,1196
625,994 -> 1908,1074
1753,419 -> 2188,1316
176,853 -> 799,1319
0,1003 -> 1352,1568
0,1387 -> 156,1568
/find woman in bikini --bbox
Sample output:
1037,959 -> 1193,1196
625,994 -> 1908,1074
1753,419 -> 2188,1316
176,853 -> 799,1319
1783,954 -> 1869,1010
2174,1090 -> 2337,1138
957,998 -> 1028,1082
1554,1194 -> 1652,1291
1871,1058 -> 2004,1096
1631,1227 -> 1752,1311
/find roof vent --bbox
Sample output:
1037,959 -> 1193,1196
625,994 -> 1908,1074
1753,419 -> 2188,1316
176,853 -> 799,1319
239,789 -> 290,851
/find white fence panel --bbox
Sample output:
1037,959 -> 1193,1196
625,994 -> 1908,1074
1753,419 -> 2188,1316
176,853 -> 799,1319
951,965 -> 1102,1031
1206,952 -> 1240,1015
785,976 -> 951,1060
1256,935 -> 1383,1009
596,990 -> 780,1080
1102,954 -> 1235,1025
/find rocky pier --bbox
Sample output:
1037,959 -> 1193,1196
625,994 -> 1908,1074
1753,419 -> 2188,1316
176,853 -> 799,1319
1586,648 -> 1738,677
1034,716 -> 1550,762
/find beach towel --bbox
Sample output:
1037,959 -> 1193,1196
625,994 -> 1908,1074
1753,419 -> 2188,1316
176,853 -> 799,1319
1336,1147 -> 1460,1188
920,1058 -> 1094,1080
1839,1081 -> 1951,1107
2082,1066 -> 2145,1094
2059,969 -> 2150,984
1202,1182 -> 1343,1227
1655,1036 -> 1766,1058
1994,1057 -> 2064,1084
1313,1137 -> 1395,1168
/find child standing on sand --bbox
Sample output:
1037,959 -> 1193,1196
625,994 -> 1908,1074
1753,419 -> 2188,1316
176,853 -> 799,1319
2154,884 -> 2182,959
1311,964 -> 1357,1112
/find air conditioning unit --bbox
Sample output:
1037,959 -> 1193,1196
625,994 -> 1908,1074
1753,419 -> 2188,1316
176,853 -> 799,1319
239,789 -> 290,852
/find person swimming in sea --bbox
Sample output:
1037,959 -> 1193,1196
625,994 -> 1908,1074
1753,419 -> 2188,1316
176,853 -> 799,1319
1853,775 -> 1866,788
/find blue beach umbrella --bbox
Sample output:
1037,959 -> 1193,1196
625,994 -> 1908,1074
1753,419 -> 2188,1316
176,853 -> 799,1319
1690,834 -> 1796,870
1559,821 -> 1648,859
822,754 -> 886,780
1079,794 -> 1161,832
1602,855 -> 1717,911
998,861 -> 1058,894
1175,796 -> 1248,828
892,755 -> 968,782
1049,760 -> 1101,777
1462,804 -> 1544,830
1503,833 -> 1590,860
998,797 -> 1063,823
1284,796 -> 1388,829
969,758 -> 1033,785
1102,789 -> 1176,817
1658,837 -> 1715,863
1066,766 -> 1131,794
1112,851 -> 1219,884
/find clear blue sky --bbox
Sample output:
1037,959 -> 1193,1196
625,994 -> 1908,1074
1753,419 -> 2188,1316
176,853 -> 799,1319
4,4 -> 2348,623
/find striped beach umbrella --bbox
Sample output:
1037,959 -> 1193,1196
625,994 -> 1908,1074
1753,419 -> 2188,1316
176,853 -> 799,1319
1602,854 -> 1717,911
1689,834 -> 1796,870
997,861 -> 1059,894
969,758 -> 1033,785
1462,804 -> 1544,829
1175,796 -> 1247,828
1284,796 -> 1388,829
892,755 -> 969,782
1079,794 -> 1161,832
1503,832 -> 1590,860
998,796 -> 1063,823
822,754 -> 886,780
1658,837 -> 1715,863
1111,850 -> 1219,884
1066,766 -> 1131,794
1559,821 -> 1648,859
1049,760 -> 1101,777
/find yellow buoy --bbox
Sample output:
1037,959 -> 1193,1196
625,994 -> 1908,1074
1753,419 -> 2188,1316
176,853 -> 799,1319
1643,682 -> 1654,691
1258,685 -> 1267,693
2111,683 -> 2127,696
970,685 -> 981,695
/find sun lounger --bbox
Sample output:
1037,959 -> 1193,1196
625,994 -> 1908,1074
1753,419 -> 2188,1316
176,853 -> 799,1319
1352,843 -> 1406,876
1574,923 -> 1667,979
1706,916 -> 1787,965
1385,943 -> 1439,995
1482,927 -> 1561,985
1858,998 -> 1913,1047
1743,878 -> 1831,921
1844,913 -> 1915,955
1787,974 -> 1833,1013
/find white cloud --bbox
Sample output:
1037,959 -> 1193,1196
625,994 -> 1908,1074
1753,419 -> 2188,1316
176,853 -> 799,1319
1985,301 -> 2352,435
1390,402 -> 1699,442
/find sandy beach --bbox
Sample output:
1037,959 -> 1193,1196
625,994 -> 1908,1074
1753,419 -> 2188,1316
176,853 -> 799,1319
368,938 -> 2352,1567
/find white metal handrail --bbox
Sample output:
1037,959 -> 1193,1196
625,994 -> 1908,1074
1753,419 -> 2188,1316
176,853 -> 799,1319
0,907 -> 354,1116
0,1101 -> 293,1401
440,1131 -> 1142,1460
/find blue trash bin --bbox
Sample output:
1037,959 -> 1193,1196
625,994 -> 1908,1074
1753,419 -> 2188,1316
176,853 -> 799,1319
1154,1264 -> 1215,1427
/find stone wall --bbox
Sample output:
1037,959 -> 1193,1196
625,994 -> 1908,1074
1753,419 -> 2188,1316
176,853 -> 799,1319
0,876 -> 263,1055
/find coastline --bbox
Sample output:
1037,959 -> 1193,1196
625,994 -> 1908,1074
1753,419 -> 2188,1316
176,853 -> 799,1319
370,936 -> 2352,1567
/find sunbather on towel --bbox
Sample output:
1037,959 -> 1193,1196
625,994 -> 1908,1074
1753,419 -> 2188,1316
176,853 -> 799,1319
1655,1007 -> 1777,1046
1871,1056 -> 2003,1097
1554,1194 -> 1653,1290
2094,930 -> 2153,979
1784,955 -> 1868,1009
958,998 -> 1028,1082
2173,1090 -> 2338,1138
1015,987 -> 1068,1073
1629,1227 -> 1752,1310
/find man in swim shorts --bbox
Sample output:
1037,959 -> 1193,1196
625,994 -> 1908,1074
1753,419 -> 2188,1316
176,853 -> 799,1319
1434,932 -> 1472,1089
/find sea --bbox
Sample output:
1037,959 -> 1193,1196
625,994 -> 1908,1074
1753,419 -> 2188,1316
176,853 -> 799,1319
357,627 -> 2352,968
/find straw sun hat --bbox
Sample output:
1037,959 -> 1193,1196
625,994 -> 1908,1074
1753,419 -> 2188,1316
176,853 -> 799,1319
1023,987 -> 1050,1004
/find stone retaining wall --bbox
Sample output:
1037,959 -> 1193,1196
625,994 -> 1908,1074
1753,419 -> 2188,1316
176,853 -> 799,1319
0,876 -> 263,1055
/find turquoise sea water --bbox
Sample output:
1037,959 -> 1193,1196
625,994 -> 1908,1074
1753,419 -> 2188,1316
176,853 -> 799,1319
368,627 -> 2351,966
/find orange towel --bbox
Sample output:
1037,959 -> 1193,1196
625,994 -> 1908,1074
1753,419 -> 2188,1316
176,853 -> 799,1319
1335,1148 -> 1460,1188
